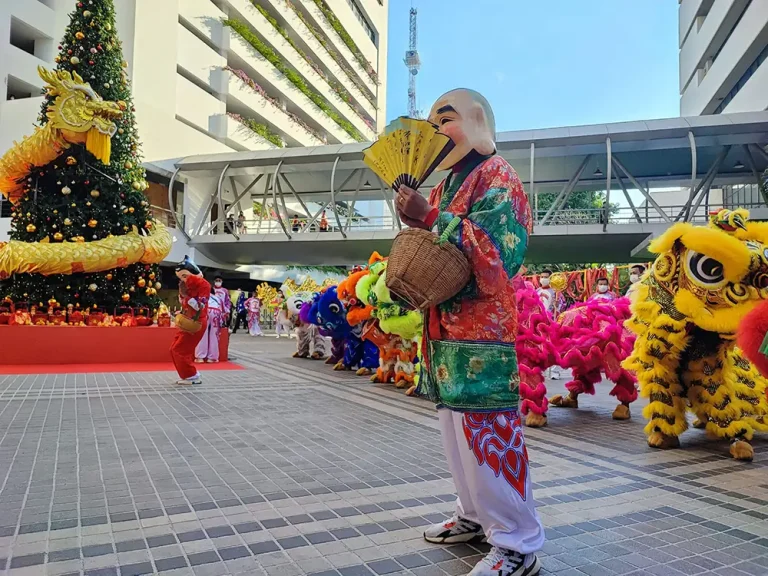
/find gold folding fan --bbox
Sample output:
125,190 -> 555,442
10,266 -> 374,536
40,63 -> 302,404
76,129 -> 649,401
363,117 -> 454,191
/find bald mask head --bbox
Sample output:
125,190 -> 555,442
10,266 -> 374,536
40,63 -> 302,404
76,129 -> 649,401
428,89 -> 496,170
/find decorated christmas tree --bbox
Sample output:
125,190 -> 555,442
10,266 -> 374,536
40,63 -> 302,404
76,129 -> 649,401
0,0 -> 166,313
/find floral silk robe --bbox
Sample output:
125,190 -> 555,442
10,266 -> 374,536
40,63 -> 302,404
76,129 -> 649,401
420,154 -> 532,411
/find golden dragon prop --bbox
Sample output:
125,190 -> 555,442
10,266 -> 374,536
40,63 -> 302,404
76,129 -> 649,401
0,66 -> 171,277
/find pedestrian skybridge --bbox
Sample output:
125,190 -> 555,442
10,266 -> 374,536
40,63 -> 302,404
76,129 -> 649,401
167,111 -> 768,265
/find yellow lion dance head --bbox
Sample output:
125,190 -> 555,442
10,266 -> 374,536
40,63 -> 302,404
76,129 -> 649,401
645,209 -> 768,333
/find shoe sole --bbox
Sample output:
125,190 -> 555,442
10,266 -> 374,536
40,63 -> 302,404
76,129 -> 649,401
521,555 -> 541,576
424,532 -> 485,544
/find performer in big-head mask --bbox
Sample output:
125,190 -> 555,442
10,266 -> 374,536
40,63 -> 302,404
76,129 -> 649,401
172,256 -> 211,385
396,89 -> 544,576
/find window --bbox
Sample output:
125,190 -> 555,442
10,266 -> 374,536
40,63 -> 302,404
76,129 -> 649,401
9,17 -> 53,60
714,41 -> 768,114
344,0 -> 375,43
723,183 -> 760,208
9,19 -> 36,56
0,196 -> 11,219
6,76 -> 37,101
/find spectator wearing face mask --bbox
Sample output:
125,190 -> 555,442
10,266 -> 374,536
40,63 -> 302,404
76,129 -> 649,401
536,269 -> 557,314
212,276 -> 231,324
625,265 -> 645,299
590,277 -> 615,301
535,269 -> 562,380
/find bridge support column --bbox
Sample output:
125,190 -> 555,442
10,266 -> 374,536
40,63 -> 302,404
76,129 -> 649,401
743,145 -> 768,206
684,131 -> 697,222
603,137 -> 611,232
167,167 -> 190,240
611,156 -> 671,223
540,154 -> 592,225
673,146 -> 729,222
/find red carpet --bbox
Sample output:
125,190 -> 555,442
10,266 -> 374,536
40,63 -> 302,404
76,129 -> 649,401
0,361 -> 244,375
0,326 -> 230,365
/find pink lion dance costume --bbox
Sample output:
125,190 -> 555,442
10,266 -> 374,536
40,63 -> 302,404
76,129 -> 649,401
513,275 -> 558,428
548,296 -> 638,421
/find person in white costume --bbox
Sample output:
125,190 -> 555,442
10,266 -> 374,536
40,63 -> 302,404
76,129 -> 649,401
244,293 -> 263,336
536,270 -> 561,380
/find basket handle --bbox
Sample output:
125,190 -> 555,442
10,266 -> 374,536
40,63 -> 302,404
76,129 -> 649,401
435,216 -> 461,246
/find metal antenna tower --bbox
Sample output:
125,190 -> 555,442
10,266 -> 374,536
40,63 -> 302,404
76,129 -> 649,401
404,7 -> 421,118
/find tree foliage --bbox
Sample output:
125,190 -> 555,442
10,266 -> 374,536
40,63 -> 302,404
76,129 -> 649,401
0,0 -> 161,311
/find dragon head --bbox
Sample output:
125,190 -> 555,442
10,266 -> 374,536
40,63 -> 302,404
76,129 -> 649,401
645,209 -> 768,334
39,66 -> 122,165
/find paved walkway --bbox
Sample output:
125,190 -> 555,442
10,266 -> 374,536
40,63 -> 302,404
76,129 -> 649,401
0,335 -> 767,576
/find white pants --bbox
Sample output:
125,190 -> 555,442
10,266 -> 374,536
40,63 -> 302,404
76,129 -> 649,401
275,321 -> 292,338
439,409 -> 544,554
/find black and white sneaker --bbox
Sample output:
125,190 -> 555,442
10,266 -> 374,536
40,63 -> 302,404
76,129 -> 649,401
469,547 -> 540,576
423,516 -> 484,544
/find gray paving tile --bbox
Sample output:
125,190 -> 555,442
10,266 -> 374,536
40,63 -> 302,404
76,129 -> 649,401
119,562 -> 156,576
188,551 -> 221,566
1,341 -> 768,576
366,560 -> 402,575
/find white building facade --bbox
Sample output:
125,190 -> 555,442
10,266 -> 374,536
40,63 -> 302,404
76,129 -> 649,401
679,0 -> 768,116
1,0 -> 388,244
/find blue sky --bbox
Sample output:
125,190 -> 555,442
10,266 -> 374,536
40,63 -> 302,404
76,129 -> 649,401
384,0 -> 680,131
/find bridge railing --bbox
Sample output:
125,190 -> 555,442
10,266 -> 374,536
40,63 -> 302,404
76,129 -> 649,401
537,201 -> 766,226
206,215 -> 399,235
149,205 -> 185,229
197,201 -> 768,238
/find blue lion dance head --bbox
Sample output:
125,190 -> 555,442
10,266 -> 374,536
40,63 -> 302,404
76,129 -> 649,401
311,287 -> 350,337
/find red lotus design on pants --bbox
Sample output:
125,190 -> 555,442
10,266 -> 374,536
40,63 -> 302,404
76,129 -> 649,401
462,411 -> 529,501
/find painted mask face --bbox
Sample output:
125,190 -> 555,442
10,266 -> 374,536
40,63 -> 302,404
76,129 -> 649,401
428,89 -> 496,171
176,269 -> 193,282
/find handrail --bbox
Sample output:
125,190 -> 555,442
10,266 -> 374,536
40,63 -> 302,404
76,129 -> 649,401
190,199 -> 768,237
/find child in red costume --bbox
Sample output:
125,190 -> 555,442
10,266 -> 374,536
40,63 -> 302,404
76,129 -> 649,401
172,256 -> 210,385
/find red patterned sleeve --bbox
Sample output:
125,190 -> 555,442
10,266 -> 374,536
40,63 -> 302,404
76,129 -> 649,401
186,276 -> 211,300
437,158 -> 532,297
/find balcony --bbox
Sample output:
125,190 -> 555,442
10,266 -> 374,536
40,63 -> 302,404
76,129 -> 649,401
177,23 -> 227,88
217,68 -> 325,147
178,0 -> 230,51
4,45 -> 50,94
210,113 -> 283,151
175,74 -> 226,135
225,27 -> 356,144
225,0 -> 374,139
260,0 -> 376,117
298,0 -> 378,93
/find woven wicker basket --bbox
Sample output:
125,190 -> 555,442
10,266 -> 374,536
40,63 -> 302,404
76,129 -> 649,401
386,217 -> 471,310
175,313 -> 202,334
